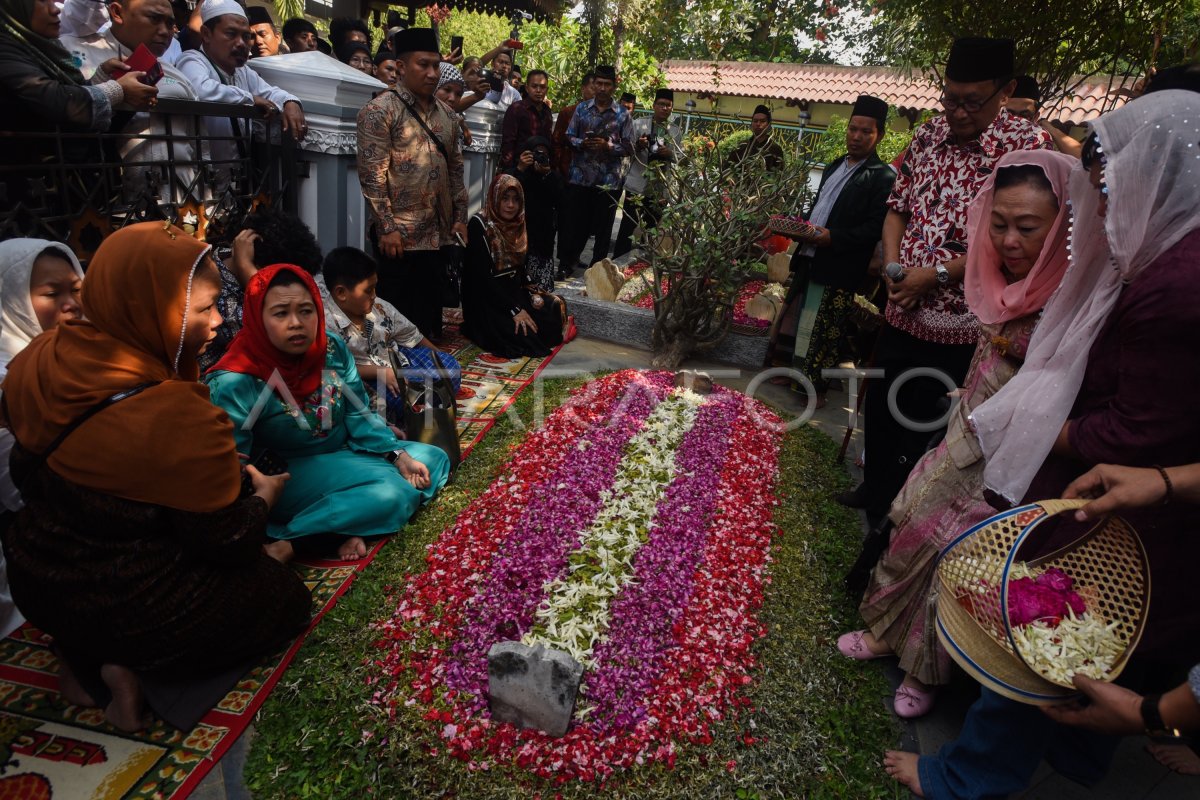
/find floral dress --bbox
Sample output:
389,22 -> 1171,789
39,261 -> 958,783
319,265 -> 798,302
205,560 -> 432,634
858,313 -> 1038,685
206,335 -> 450,540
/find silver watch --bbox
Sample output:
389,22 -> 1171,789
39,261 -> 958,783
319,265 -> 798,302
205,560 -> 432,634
935,264 -> 950,285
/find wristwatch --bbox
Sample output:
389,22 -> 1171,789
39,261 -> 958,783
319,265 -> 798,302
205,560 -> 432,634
935,264 -> 950,285
1141,693 -> 1184,741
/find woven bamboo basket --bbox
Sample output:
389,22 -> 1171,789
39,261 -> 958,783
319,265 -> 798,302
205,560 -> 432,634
767,216 -> 817,240
935,499 -> 1150,705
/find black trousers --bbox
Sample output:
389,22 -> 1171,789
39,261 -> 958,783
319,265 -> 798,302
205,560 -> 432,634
371,237 -> 444,339
612,192 -> 661,259
558,184 -> 620,270
861,322 -> 976,519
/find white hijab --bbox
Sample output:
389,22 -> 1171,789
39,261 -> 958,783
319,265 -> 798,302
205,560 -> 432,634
0,239 -> 84,380
971,90 -> 1200,504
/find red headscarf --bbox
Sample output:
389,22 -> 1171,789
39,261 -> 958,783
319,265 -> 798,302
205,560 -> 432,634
210,263 -> 327,400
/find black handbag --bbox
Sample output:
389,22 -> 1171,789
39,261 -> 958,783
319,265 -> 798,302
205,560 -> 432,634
0,382 -> 161,537
388,350 -> 461,470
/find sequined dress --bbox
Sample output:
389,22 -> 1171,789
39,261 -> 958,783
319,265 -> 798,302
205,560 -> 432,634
858,313 -> 1038,685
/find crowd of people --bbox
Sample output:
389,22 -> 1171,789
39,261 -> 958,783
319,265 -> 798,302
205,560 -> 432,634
3,0 -> 1200,794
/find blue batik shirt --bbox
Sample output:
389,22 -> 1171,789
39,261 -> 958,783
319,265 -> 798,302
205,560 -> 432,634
565,98 -> 633,189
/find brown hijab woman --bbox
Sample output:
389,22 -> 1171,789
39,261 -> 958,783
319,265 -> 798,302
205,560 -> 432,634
0,222 -> 311,732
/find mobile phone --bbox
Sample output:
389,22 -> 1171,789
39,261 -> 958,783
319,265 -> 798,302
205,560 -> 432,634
111,43 -> 163,85
450,35 -> 464,54
241,448 -> 288,496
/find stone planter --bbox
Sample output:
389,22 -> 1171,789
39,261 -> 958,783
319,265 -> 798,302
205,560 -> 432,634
561,254 -> 772,369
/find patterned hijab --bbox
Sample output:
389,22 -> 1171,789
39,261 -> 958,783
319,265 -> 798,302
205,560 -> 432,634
438,61 -> 464,90
0,0 -> 85,85
0,223 -> 243,513
972,90 -> 1200,504
210,263 -> 328,401
478,173 -> 527,274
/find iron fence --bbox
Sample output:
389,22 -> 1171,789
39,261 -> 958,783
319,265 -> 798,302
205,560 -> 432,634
0,98 -> 298,263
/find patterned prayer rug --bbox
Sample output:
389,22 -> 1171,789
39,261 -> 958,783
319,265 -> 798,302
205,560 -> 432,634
0,556 -> 363,800
0,330 -> 564,798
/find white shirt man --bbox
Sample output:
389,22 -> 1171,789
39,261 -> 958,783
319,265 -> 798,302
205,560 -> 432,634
60,0 -> 199,201
175,0 -> 304,167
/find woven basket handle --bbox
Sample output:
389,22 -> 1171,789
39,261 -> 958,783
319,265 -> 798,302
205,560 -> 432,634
1031,498 -> 1089,517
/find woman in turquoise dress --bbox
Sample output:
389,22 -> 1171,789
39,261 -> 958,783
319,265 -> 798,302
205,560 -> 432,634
206,263 -> 450,562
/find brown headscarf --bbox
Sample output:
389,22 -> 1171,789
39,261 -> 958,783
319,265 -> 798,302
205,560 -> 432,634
477,173 -> 527,274
0,222 -> 242,512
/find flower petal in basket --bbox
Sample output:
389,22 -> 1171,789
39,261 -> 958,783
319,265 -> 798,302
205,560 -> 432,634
934,499 -> 1150,706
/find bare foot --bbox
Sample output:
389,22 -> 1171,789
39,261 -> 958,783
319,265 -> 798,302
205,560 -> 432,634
1147,741 -> 1200,775
264,540 -> 295,564
56,658 -> 97,708
884,750 -> 925,797
100,664 -> 151,732
336,536 -> 368,561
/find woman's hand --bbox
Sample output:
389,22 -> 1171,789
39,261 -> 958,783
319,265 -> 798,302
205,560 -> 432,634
396,452 -> 431,489
230,229 -> 260,286
117,72 -> 159,110
1063,464 -> 1169,521
517,150 -> 535,171
513,309 -> 538,335
247,464 -> 290,511
1041,675 -> 1143,734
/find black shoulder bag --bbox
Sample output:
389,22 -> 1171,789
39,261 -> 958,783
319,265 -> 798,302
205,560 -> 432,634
0,382 -> 162,536
387,349 -> 461,470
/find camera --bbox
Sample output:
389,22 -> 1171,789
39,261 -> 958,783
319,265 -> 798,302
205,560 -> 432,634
532,150 -> 549,166
648,137 -> 674,163
479,68 -> 504,92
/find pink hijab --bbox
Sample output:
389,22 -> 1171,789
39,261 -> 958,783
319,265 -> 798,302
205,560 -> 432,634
964,150 -> 1076,324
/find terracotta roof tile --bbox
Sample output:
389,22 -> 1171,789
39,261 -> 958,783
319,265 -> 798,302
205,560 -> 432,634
662,60 -> 1129,126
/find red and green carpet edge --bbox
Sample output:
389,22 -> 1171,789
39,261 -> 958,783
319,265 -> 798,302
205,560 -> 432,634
243,372 -> 900,800
0,331 -> 564,800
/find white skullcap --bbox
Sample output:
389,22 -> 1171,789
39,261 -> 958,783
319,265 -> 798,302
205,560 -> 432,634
200,0 -> 248,24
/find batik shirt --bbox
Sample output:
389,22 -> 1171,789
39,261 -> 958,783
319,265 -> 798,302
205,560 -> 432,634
357,87 -> 468,252
886,108 -> 1052,345
316,275 -> 423,370
623,115 -> 683,196
565,99 -> 633,188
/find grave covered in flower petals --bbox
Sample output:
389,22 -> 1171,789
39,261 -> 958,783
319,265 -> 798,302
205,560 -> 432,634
368,370 -> 783,782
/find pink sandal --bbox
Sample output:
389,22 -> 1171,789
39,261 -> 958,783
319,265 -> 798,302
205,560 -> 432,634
893,683 -> 937,719
836,630 -> 889,661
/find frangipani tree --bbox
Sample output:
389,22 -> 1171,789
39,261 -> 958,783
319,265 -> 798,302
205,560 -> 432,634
640,127 -> 812,369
